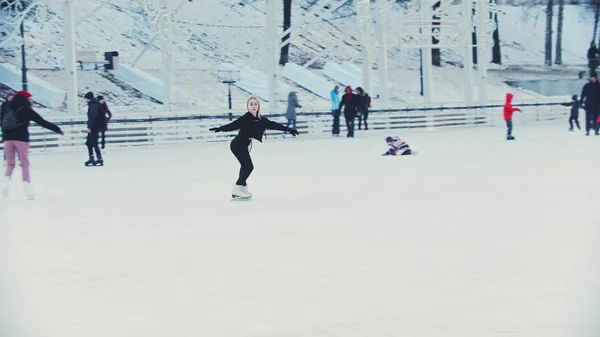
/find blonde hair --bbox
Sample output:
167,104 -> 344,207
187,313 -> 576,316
246,96 -> 261,117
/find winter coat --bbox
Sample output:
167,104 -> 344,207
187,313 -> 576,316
286,92 -> 301,120
87,98 -> 103,130
503,93 -> 520,121
356,93 -> 371,114
339,93 -> 359,118
100,105 -> 112,131
580,81 -> 600,111
214,112 -> 292,142
587,47 -> 598,61
330,90 -> 340,111
0,94 -> 62,142
561,100 -> 581,117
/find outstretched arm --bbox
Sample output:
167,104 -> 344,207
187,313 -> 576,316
561,102 -> 573,107
210,115 -> 245,132
28,109 -> 63,135
265,118 -> 298,135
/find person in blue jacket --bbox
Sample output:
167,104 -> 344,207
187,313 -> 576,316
330,85 -> 341,136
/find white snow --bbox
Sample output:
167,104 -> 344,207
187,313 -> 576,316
1,120 -> 599,337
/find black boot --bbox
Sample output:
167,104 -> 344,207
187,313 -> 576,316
85,156 -> 95,166
94,156 -> 104,166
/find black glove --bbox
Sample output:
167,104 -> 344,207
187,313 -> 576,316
209,127 -> 221,132
288,128 -> 299,136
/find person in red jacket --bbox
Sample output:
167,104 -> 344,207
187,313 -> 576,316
503,93 -> 521,140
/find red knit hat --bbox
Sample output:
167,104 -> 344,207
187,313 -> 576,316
15,90 -> 32,99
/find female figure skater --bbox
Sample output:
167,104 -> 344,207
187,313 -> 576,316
209,96 -> 299,200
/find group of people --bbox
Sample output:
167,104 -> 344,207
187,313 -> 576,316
330,85 -> 371,137
0,90 -> 112,199
562,73 -> 600,136
501,73 -> 600,140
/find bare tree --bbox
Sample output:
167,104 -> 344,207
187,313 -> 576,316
431,1 -> 441,67
279,0 -> 292,66
554,0 -> 563,65
590,0 -> 600,44
491,3 -> 501,65
545,0 -> 553,66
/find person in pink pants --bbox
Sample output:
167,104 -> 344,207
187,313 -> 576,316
1,91 -> 63,199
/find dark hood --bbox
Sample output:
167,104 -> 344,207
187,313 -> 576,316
10,94 -> 31,110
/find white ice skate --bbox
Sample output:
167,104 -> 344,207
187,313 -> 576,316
23,181 -> 35,200
1,176 -> 11,198
231,185 -> 252,201
240,185 -> 252,197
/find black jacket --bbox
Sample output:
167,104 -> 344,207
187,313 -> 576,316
580,81 -> 600,110
339,93 -> 359,118
215,112 -> 292,142
87,98 -> 102,129
588,47 -> 598,60
0,95 -> 62,142
561,100 -> 581,117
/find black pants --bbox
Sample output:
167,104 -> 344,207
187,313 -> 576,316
230,137 -> 253,186
332,110 -> 340,135
585,110 -> 598,133
506,119 -> 513,136
345,115 -> 355,138
569,115 -> 580,130
100,130 -> 107,148
86,129 -> 102,159
358,111 -> 369,130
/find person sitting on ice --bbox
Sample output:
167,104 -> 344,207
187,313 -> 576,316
382,136 -> 412,156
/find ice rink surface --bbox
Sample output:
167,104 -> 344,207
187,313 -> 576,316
1,121 -> 600,337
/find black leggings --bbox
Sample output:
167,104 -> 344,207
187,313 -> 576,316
230,137 -> 254,186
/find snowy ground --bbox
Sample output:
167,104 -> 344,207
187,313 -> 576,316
1,121 -> 600,337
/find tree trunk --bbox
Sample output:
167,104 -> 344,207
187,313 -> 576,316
492,9 -> 501,64
279,0 -> 292,66
431,1 -> 441,67
594,2 -> 600,44
555,0 -> 563,65
545,0 -> 553,66
472,7 -> 477,64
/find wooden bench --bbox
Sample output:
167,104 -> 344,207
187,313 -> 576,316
76,50 -> 109,70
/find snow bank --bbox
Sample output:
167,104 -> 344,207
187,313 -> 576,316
282,63 -> 335,99
113,64 -> 182,104
0,63 -> 65,107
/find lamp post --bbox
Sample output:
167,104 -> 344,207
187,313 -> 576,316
1,0 -> 51,91
217,65 -> 240,121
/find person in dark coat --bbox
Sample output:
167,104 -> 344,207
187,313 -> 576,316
209,96 -> 299,199
355,87 -> 371,130
338,85 -> 359,138
588,42 -> 599,75
1,90 -> 15,164
1,91 -> 63,199
84,92 -> 103,166
97,95 -> 112,149
561,95 -> 581,131
580,74 -> 600,136
285,91 -> 301,134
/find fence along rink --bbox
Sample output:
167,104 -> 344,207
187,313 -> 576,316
0,101 -> 568,153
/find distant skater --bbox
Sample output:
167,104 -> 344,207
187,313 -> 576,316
503,93 -> 521,140
97,95 -> 112,149
209,96 -> 299,200
562,95 -> 581,131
